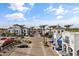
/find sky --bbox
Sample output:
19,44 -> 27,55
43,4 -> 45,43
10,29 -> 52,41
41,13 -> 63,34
0,3 -> 79,28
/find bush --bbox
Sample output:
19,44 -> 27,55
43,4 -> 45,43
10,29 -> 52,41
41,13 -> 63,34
48,34 -> 52,38
44,32 -> 53,38
43,41 -> 49,47
27,40 -> 32,44
1,33 -> 6,36
14,40 -> 22,44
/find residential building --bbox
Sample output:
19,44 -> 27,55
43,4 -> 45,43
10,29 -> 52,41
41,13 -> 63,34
8,24 -> 28,36
62,31 -> 74,56
62,28 -> 79,56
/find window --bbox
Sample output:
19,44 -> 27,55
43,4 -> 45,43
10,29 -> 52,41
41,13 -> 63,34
58,30 -> 60,33
64,36 -> 69,44
17,30 -> 18,33
24,30 -> 26,32
62,30 -> 63,32
9,30 -> 10,32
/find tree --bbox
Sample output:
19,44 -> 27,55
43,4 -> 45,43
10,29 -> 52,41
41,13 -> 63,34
1,33 -> 6,37
64,25 -> 72,31
64,25 -> 72,28
39,25 -> 47,45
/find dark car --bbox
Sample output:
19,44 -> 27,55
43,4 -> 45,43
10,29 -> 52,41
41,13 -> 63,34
17,44 -> 29,48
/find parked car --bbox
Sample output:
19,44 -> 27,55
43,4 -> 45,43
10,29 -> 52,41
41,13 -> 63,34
17,44 -> 29,48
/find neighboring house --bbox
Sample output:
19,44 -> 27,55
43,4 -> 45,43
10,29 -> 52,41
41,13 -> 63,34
47,26 -> 64,56
8,24 -> 28,36
50,25 -> 64,53
51,25 -> 75,56
62,31 -> 74,56
50,25 -> 64,44
49,25 -> 79,56
62,28 -> 79,56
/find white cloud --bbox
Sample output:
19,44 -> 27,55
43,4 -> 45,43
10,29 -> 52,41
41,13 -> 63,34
44,5 -> 68,15
55,5 -> 65,15
73,7 -> 79,13
56,6 -> 68,15
8,3 -> 31,12
56,15 -> 63,19
44,5 -> 54,13
5,12 -> 26,20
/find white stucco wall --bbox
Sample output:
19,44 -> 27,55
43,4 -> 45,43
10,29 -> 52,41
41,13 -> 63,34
62,31 -> 74,55
62,31 -> 79,56
74,32 -> 79,56
23,29 -> 28,35
62,31 -> 74,48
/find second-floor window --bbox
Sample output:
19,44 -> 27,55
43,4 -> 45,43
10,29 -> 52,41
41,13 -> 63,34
9,30 -> 10,32
64,36 -> 70,44
24,30 -> 26,32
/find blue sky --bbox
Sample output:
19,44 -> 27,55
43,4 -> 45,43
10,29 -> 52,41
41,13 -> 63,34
0,3 -> 79,28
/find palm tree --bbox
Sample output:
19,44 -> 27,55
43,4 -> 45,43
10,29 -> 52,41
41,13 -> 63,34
64,25 -> 72,28
48,26 -> 52,34
64,25 -> 72,31
48,26 -> 55,38
39,25 -> 47,45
